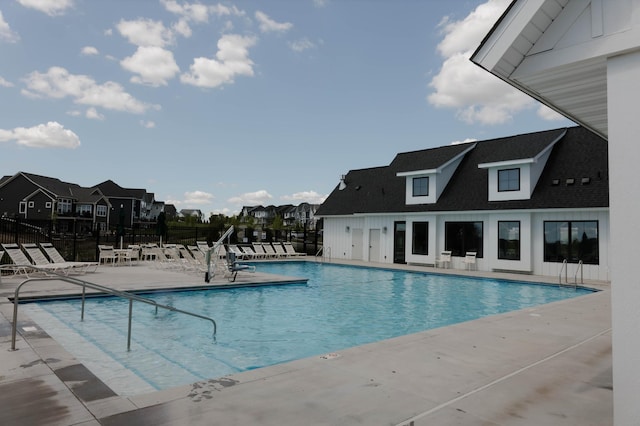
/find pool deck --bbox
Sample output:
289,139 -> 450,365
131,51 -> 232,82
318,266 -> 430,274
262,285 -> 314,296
0,259 -> 612,425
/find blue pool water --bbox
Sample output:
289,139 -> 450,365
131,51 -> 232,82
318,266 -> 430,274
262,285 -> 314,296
24,262 -> 593,394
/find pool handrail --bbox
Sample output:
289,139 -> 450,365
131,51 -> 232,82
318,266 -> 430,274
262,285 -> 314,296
2,264 -> 217,351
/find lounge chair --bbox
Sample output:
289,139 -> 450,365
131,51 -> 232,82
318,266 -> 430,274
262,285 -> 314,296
261,243 -> 281,258
1,243 -> 62,277
434,250 -> 452,269
271,242 -> 289,258
462,251 -> 477,270
21,243 -> 75,275
39,242 -> 98,273
252,243 -> 271,259
228,244 -> 249,260
240,245 -> 262,259
224,251 -> 255,282
283,242 -> 306,257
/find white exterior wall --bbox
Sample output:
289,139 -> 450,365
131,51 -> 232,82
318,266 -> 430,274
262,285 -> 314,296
322,207 -> 609,281
530,209 -> 610,281
608,50 -> 640,425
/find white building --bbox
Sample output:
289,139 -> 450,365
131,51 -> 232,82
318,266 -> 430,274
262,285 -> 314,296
317,126 -> 609,281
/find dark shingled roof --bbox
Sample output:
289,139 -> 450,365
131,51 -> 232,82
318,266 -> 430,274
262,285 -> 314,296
316,126 -> 608,216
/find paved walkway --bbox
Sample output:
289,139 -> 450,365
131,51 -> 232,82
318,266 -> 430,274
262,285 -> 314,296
0,260 -> 612,425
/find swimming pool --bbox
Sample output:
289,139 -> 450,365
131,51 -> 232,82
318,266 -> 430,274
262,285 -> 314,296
22,262 -> 593,395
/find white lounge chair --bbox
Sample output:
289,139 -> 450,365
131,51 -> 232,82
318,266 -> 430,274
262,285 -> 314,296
434,250 -> 452,268
262,243 -> 281,258
39,242 -> 98,273
252,243 -> 271,259
1,243 -> 62,277
22,243 -> 74,275
462,251 -> 477,270
283,242 -> 306,257
271,242 -> 289,258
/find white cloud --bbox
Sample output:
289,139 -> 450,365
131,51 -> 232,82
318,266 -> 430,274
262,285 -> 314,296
22,66 -> 156,114
428,0 -> 543,125
0,76 -> 14,87
228,189 -> 272,205
0,11 -> 20,43
85,107 -> 104,120
81,46 -> 98,56
281,191 -> 326,204
313,0 -> 329,8
0,121 -> 80,148
209,4 -> 245,17
255,11 -> 292,33
121,46 -> 180,86
162,0 -> 210,23
18,0 -> 74,16
140,120 -> 155,128
116,18 -> 174,47
180,34 -> 257,89
289,38 -> 315,52
184,190 -> 214,204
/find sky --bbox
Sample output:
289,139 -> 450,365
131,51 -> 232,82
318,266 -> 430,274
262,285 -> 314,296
0,0 -> 573,218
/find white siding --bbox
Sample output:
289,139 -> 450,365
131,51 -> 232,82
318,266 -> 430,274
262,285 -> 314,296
322,208 -> 609,280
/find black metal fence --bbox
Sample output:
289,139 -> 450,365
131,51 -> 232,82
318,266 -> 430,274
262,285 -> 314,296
1,217 -> 322,266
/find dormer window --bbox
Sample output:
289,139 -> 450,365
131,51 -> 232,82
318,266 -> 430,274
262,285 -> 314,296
412,177 -> 429,196
498,168 -> 520,192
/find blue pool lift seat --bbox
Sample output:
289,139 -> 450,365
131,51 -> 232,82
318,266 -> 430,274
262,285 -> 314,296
225,251 -> 255,282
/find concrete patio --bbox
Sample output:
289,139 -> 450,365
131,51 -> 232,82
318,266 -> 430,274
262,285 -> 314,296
0,260 -> 612,425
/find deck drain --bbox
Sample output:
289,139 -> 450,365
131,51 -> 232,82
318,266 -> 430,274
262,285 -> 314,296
320,352 -> 340,360
22,326 -> 38,332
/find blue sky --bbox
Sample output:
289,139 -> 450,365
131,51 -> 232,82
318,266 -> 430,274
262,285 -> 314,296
0,0 -> 572,217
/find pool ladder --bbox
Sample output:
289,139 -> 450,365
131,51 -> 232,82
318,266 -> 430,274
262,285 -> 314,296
316,246 -> 331,263
3,265 -> 217,352
558,259 -> 583,289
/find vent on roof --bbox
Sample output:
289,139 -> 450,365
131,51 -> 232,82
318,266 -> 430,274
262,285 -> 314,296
581,177 -> 591,185
339,175 -> 346,191
551,179 -> 560,186
566,178 -> 575,185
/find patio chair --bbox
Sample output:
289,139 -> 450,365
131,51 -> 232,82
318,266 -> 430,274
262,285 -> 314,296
434,250 -> 452,268
240,245 -> 262,259
283,242 -> 306,257
98,245 -> 117,265
462,252 -> 477,270
39,242 -> 98,273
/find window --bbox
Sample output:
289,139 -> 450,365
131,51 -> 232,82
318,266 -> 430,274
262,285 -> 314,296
412,177 -> 429,197
544,221 -> 599,264
57,198 -> 72,214
412,222 -> 428,255
498,221 -> 520,260
45,202 -> 52,209
96,205 -> 107,217
498,168 -> 520,192
19,202 -> 26,214
28,201 -> 34,208
444,221 -> 483,257
77,205 -> 92,216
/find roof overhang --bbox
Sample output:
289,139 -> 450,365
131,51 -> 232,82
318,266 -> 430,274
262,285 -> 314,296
470,0 -> 620,140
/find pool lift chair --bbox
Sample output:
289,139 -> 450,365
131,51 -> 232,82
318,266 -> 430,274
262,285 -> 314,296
224,251 -> 255,282
204,225 -> 254,282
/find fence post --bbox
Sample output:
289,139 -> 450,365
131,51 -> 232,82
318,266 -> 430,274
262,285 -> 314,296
73,218 -> 78,261
14,216 -> 20,244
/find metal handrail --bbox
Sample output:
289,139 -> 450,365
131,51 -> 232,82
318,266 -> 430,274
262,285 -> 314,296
2,265 -> 217,351
315,246 -> 331,263
559,259 -> 568,285
573,260 -> 584,288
